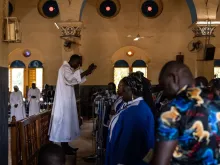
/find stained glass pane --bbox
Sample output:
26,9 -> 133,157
214,67 -> 220,78
114,68 -> 129,89
36,68 -> 43,92
132,67 -> 147,77
11,68 -> 24,95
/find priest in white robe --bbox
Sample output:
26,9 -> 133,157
49,54 -> 97,155
10,86 -> 26,121
28,83 -> 41,116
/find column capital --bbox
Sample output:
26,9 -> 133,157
189,20 -> 220,37
56,21 -> 83,39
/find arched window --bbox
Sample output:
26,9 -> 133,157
214,60 -> 220,78
9,60 -> 25,94
28,60 -> 43,91
132,60 -> 147,77
114,60 -> 129,88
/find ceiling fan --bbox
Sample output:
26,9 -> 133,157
127,1 -> 153,41
127,34 -> 153,41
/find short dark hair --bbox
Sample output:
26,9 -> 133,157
213,78 -> 220,89
69,54 -> 81,62
108,82 -> 116,88
38,143 -> 65,165
195,76 -> 208,87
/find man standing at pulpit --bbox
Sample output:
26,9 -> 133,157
28,83 -> 41,116
49,54 -> 97,155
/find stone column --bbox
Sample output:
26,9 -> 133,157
0,0 -> 9,164
56,0 -> 84,61
188,0 -> 219,79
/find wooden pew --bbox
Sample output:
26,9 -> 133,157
10,111 -> 52,165
10,116 -> 23,165
20,115 -> 40,165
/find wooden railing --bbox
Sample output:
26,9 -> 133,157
10,111 -> 51,165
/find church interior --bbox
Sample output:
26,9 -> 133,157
1,0 -> 220,164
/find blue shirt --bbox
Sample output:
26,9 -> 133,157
113,96 -> 124,114
105,97 -> 155,165
157,86 -> 218,165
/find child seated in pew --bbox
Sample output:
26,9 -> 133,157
38,143 -> 65,165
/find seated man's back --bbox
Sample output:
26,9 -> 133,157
38,143 -> 65,165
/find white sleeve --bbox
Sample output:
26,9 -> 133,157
80,69 -> 86,84
37,89 -> 41,101
18,92 -> 23,106
28,89 -> 31,102
10,93 -> 15,106
63,66 -> 82,86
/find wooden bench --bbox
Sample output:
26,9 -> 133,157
10,111 -> 51,165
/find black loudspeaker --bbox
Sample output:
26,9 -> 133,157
141,0 -> 163,18
38,0 -> 59,19
97,0 -> 120,18
176,55 -> 184,63
204,44 -> 215,61
8,1 -> 14,16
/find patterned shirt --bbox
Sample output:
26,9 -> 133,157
157,86 -> 218,165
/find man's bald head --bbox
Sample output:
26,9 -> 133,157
159,61 -> 194,98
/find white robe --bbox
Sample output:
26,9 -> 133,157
10,91 -> 26,121
28,88 -> 40,116
49,61 -> 86,142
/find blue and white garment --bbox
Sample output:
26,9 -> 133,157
113,96 -> 124,114
105,97 -> 155,165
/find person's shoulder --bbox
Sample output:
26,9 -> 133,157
125,100 -> 150,115
62,62 -> 71,70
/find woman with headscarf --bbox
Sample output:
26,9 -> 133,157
130,72 -> 156,117
105,75 -> 155,165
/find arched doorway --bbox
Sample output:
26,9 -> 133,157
28,60 -> 43,91
132,60 -> 147,77
9,60 -> 26,95
114,60 -> 129,88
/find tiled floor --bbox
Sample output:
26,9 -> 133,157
8,120 -> 96,165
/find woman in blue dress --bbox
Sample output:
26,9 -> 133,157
111,80 -> 125,115
105,74 -> 155,165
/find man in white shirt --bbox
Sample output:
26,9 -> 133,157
10,86 -> 26,121
28,83 -> 41,116
49,54 -> 97,155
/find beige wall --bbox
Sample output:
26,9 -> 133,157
80,0 -> 196,85
0,0 -> 8,67
7,0 -> 220,85
8,0 -> 62,85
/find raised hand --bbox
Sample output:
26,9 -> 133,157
87,63 -> 97,75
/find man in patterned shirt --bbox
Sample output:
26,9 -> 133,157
151,61 -> 217,165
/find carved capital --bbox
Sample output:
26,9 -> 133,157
189,20 -> 220,37
56,21 -> 83,39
